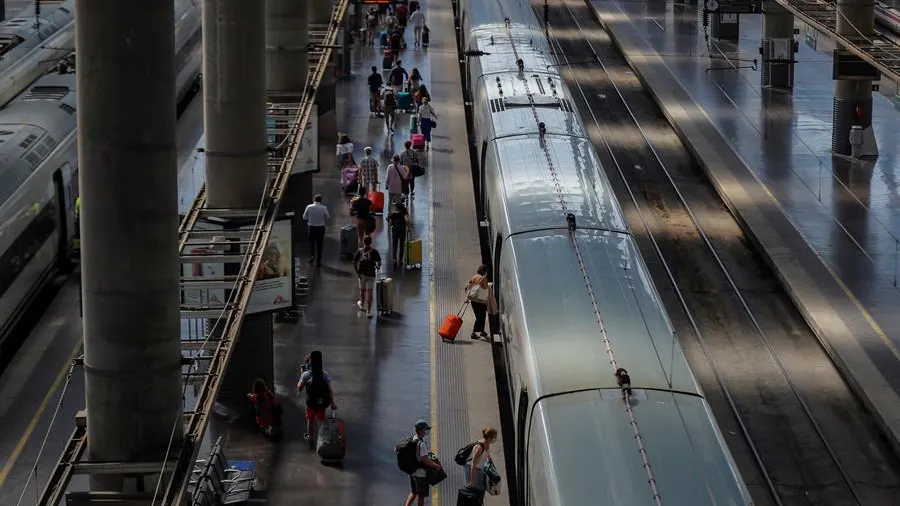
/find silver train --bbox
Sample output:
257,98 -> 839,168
459,1 -> 754,504
0,0 -> 75,75
0,0 -> 201,345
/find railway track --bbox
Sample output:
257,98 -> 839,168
537,0 -> 900,504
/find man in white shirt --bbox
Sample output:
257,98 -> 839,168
405,420 -> 441,506
408,9 -> 425,47
302,194 -> 330,266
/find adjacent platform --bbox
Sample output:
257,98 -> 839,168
210,2 -> 508,505
591,0 -> 900,451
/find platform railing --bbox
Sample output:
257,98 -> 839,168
774,0 -> 900,82
33,2 -> 348,505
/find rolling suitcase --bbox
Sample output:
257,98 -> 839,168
411,133 -> 425,150
439,301 -> 469,342
376,275 -> 394,315
369,190 -> 385,215
456,487 -> 480,506
409,114 -> 419,133
340,224 -> 357,258
379,31 -> 389,47
397,91 -> 412,111
405,236 -> 422,270
383,50 -> 394,70
316,411 -> 346,462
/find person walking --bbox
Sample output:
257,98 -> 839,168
353,236 -> 382,318
398,140 -> 421,197
385,154 -> 408,206
462,427 -> 500,505
368,66 -> 384,115
403,420 -> 442,506
418,97 -> 437,149
465,264 -> 491,339
360,146 -> 380,191
302,194 -> 330,266
407,68 -> 422,95
296,351 -> 337,446
350,187 -> 375,247
388,201 -> 411,269
408,8 -> 425,47
382,86 -> 398,133
389,60 -> 409,93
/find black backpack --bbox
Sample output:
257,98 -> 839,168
395,436 -> 421,474
454,441 -> 483,466
306,376 -> 331,410
383,89 -> 397,108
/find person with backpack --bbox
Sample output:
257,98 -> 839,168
454,427 -> 499,505
382,85 -> 398,133
397,420 -> 442,506
398,140 -> 421,197
296,351 -> 337,447
385,154 -> 409,207
350,186 -> 375,247
353,235 -> 382,318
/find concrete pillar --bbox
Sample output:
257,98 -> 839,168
202,0 -> 273,403
0,0 -> 6,23
833,0 -> 877,156
267,0 -> 313,244
311,0 -> 337,173
761,1 -> 795,88
710,13 -> 739,42
76,0 -> 181,492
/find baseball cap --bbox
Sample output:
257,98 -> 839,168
414,419 -> 431,431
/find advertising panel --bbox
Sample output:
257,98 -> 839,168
181,217 -> 294,315
291,104 -> 318,174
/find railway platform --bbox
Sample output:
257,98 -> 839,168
590,0 -> 900,453
198,1 -> 508,505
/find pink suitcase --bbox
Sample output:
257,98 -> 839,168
411,133 -> 425,150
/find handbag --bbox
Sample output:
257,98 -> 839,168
410,163 -> 425,178
466,278 -> 489,304
425,454 -> 447,485
395,165 -> 410,194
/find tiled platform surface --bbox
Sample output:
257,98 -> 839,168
215,1 -> 509,505
590,0 -> 900,452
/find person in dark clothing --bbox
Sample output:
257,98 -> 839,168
464,264 -> 490,339
389,61 -> 409,93
296,351 -> 337,447
350,187 -> 374,247
368,66 -> 384,114
388,201 -> 411,268
248,378 -> 282,439
353,236 -> 382,318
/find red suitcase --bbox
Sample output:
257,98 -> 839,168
369,190 -> 385,215
439,302 -> 469,342
411,133 -> 425,150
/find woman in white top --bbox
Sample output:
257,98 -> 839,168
336,134 -> 354,168
466,426 -> 498,504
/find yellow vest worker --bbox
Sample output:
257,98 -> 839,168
75,196 -> 81,218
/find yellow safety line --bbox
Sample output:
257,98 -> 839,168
0,337 -> 82,486
427,143 -> 439,506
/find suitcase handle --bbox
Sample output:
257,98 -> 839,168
457,300 -> 470,317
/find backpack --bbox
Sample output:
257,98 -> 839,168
357,248 -> 376,274
454,441 -> 483,466
395,436 -> 422,474
306,375 -> 331,410
383,89 -> 397,108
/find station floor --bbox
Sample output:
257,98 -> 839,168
591,0 -> 900,451
207,3 -> 508,506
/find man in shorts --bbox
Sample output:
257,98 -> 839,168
404,420 -> 442,506
353,235 -> 381,318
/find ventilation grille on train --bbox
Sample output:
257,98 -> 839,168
489,97 -> 575,113
24,85 -> 70,101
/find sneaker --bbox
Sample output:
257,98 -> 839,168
367,311 -> 373,319
304,433 -> 310,442
357,300 -> 364,311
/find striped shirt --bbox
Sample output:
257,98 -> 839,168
360,156 -> 379,186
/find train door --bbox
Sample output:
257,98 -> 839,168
51,168 -> 68,267
479,140 -> 488,217
516,388 -> 529,504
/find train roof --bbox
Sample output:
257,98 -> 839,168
469,24 -> 554,76
530,390 -> 751,505
492,135 -> 627,235
476,71 -> 585,139
505,229 -> 697,396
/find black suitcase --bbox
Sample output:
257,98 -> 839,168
456,487 -> 480,506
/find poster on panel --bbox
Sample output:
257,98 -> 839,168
181,220 -> 226,308
291,104 -> 318,174
246,217 -> 294,314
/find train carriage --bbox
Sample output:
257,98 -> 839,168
459,1 -> 754,504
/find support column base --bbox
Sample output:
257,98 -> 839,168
218,313 -> 274,405
711,13 -> 740,42
832,94 -> 877,156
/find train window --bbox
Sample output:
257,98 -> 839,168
23,151 -> 41,169
0,199 -> 58,299
18,134 -> 38,149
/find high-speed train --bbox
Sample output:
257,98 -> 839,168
0,0 -> 75,74
458,1 -> 754,504
0,0 -> 201,348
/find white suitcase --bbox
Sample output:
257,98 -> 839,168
376,276 -> 394,316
